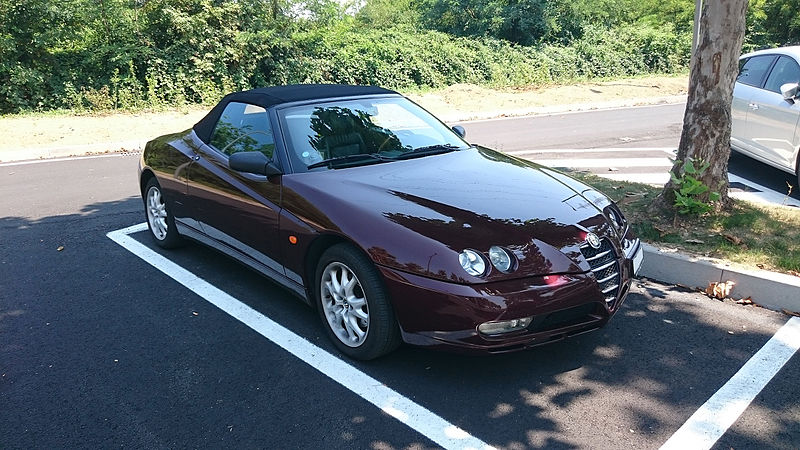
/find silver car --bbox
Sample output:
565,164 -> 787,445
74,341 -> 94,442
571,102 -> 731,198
732,46 -> 800,187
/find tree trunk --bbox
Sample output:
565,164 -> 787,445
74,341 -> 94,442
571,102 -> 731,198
653,0 -> 749,212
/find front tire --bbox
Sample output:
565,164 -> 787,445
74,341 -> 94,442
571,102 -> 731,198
315,244 -> 401,360
143,178 -> 182,248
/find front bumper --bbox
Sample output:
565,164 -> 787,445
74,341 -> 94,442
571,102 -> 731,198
379,240 -> 639,354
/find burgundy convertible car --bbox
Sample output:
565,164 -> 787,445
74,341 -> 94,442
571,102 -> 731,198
139,84 -> 643,359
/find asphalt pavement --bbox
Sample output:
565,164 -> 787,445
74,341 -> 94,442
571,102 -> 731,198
2,105 -> 799,448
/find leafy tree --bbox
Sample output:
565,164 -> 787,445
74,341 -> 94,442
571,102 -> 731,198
761,0 -> 800,45
356,0 -> 421,28
418,0 -> 580,45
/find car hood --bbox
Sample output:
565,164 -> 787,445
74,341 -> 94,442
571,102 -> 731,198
282,147 -> 616,283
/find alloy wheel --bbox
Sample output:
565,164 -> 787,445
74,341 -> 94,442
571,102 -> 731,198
146,186 -> 169,241
320,262 -> 370,347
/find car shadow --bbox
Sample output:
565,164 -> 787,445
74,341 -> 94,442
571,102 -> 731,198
728,151 -> 800,202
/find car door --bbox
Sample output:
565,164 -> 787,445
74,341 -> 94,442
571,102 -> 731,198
732,55 -> 776,155
746,55 -> 800,171
186,101 -> 285,277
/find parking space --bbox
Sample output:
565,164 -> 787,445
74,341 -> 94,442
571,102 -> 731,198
3,106 -> 799,449
19,221 -> 787,449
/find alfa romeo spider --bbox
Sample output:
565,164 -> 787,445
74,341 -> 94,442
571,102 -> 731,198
139,84 -> 643,359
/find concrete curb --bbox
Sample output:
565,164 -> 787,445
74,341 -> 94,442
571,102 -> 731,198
640,243 -> 800,313
0,140 -> 146,164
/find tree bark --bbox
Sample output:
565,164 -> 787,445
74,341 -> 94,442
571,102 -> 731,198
654,0 -> 749,212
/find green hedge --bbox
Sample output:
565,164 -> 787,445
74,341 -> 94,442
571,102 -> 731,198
1,23 -> 689,114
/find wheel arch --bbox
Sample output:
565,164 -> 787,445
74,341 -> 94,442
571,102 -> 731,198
140,169 -> 156,199
301,233 -> 384,306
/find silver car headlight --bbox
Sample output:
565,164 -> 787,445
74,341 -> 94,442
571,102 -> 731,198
489,246 -> 515,273
459,249 -> 487,276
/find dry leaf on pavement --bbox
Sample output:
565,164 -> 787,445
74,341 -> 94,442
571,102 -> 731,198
782,309 -> 800,317
705,280 -> 735,299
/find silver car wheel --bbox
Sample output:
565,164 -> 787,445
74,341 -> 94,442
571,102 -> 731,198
320,262 -> 369,347
146,185 -> 169,241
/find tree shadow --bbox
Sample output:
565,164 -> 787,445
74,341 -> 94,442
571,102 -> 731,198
2,198 -> 794,449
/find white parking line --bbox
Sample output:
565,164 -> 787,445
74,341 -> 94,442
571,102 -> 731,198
507,147 -> 676,155
532,157 -> 673,168
456,101 -> 685,124
661,316 -> 800,450
107,223 -> 493,450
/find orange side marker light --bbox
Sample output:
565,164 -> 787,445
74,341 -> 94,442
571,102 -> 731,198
289,235 -> 298,244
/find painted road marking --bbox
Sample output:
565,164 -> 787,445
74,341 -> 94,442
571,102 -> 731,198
533,157 -> 673,168
458,101 -> 685,124
107,223 -> 493,450
661,316 -> 800,450
507,147 -> 676,155
509,147 -> 800,208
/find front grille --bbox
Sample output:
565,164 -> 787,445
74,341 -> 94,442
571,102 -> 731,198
580,237 -> 621,306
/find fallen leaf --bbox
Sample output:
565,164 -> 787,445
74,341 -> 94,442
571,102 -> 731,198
685,239 -> 705,244
735,297 -> 754,305
705,280 -> 735,299
192,311 -> 199,316
782,309 -> 800,317
727,331 -> 734,335
56,246 -> 64,251
608,167 -> 619,172
756,264 -> 765,269
789,270 -> 800,278
722,233 -> 742,245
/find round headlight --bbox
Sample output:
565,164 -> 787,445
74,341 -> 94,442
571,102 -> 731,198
489,246 -> 514,272
459,249 -> 487,276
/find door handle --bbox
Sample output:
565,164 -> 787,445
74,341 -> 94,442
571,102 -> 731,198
748,103 -> 759,110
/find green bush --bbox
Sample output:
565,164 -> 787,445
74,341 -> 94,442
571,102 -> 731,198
0,5 -> 690,114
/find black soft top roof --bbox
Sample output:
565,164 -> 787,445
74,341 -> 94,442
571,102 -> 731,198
193,84 -> 397,143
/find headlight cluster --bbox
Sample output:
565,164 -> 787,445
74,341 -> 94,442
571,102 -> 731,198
605,203 -> 627,235
459,246 -> 516,277
580,188 -> 627,234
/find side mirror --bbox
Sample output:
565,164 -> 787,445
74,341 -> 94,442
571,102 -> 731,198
229,151 -> 282,177
780,82 -> 800,101
452,125 -> 466,139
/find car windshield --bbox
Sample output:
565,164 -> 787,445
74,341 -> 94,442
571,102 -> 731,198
279,96 -> 470,172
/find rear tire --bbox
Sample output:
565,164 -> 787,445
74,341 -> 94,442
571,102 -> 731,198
315,244 -> 401,360
143,178 -> 182,249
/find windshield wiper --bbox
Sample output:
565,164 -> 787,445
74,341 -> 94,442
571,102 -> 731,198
393,144 -> 464,160
306,153 -> 392,170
